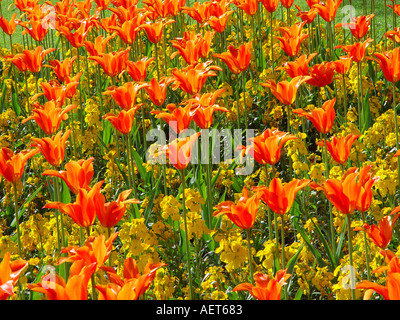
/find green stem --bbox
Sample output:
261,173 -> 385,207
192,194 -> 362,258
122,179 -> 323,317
393,83 -> 400,195
361,212 -> 371,281
13,182 -> 22,257
281,215 -> 287,300
205,162 -> 213,229
246,228 -> 254,285
181,169 -> 194,299
347,214 -> 356,300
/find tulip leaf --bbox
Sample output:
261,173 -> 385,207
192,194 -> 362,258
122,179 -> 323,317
11,185 -> 44,228
102,120 -> 112,146
310,218 -> 337,269
131,147 -> 150,184
286,243 -> 304,275
61,180 -> 71,204
144,175 -> 162,225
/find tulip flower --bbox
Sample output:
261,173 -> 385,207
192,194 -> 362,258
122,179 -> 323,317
151,102 -> 196,134
103,107 -> 142,135
295,6 -> 318,24
144,76 -> 175,106
8,46 -> 56,74
96,258 -> 166,300
336,14 -> 375,40
335,38 -> 374,63
31,129 -> 71,168
0,252 -> 28,300
317,133 -> 360,165
44,57 -> 77,83
213,41 -> 252,75
141,19 -> 175,44
275,21 -> 309,58
28,262 -> 97,300
280,0 -> 294,9
373,47 -> 400,84
261,75 -> 312,106
293,98 -> 336,134
190,103 -> 229,130
103,82 -> 148,111
203,1 -> 234,33
312,0 -> 343,23
233,269 -> 291,300
88,48 -> 130,78
58,23 -> 92,48
171,61 -> 221,95
384,28 -> 400,44
306,61 -> 337,87
109,16 -> 146,45
254,178 -> 310,215
356,165 -> 379,213
334,55 -> 353,75
19,17 -> 49,42
83,34 -> 116,57
125,57 -> 155,82
157,132 -> 201,171
354,214 -> 400,249
278,53 -> 318,78
259,0 -> 279,12
234,0 -> 258,15
0,147 -> 39,183
0,13 -> 17,36
182,2 -> 210,24
96,190 -> 140,228
42,157 -> 95,194
238,128 -> 297,166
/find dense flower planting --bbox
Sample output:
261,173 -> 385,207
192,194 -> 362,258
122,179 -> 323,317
0,0 -> 400,301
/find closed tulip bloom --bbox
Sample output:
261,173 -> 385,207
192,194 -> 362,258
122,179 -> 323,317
276,21 -> 309,57
239,128 -> 297,166
44,181 -> 104,228
31,129 -> 71,168
259,0 -> 279,12
233,269 -> 291,300
374,47 -> 400,83
0,148 -> 39,183
28,262 -> 97,300
21,100 -> 77,135
280,0 -> 294,9
354,214 -> 399,249
125,57 -> 155,82
42,157 -> 95,194
0,252 -> 28,300
293,98 -> 336,134
213,186 -> 260,230
158,132 -> 201,171
306,61 -> 336,87
234,0 -> 258,15
97,189 -> 139,228
336,14 -> 375,40
151,102 -> 195,134
213,41 -> 252,74
144,76 -> 175,107
261,75 -> 312,106
335,38 -> 374,63
312,0 -> 343,22
103,107 -> 141,135
317,133 -> 360,164
311,167 -> 362,215
334,55 -> 353,74
103,82 -> 148,110
254,178 -> 310,215
191,104 -> 229,129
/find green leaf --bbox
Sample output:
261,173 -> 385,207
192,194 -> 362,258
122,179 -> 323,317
11,185 -> 44,228
61,180 -> 71,204
311,218 -> 337,269
286,243 -> 304,275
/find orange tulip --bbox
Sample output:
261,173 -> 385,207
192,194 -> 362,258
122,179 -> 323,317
260,75 -> 312,106
254,178 -> 309,215
45,57 -> 77,83
19,16 -> 49,42
0,252 -> 28,300
109,17 -> 146,45
213,186 -> 260,230
44,181 -> 104,228
182,2 -> 210,25
103,82 -> 148,110
103,107 -> 141,135
171,61 -> 221,95
31,129 -> 71,168
151,102 -> 195,134
83,34 -> 116,57
158,132 -> 201,171
0,13 -> 18,35
234,0 -> 258,16
233,269 -> 291,300
0,147 -> 39,183
170,31 -> 214,65
388,1 -> 400,17
306,0 -> 321,7
278,53 -> 318,78
9,46 -> 56,73
238,128 -> 297,166
88,48 -> 130,78
354,214 -> 399,249
22,101 -> 77,135
317,133 -> 360,165
306,61 -> 337,87
96,189 -> 140,228
384,28 -> 400,44
334,55 -> 353,74
335,38 -> 374,63
96,258 -> 166,300
276,21 -> 309,57
336,14 -> 375,40
144,76 -> 175,106
259,0 -> 279,12
311,167 -> 362,215
58,23 -> 92,48
42,157 -> 95,194
28,262 -> 97,300
280,0 -> 294,9
213,41 -> 252,75
125,57 -> 155,82
190,103 -> 229,129
140,19 -> 175,44
356,165 -> 379,213
312,0 -> 343,23
143,0 -> 186,18
293,98 -> 336,134
203,0 -> 234,33
374,47 -> 400,84
5,54 -> 30,73
57,232 -> 119,269
36,80 -> 79,107
295,6 -> 318,24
